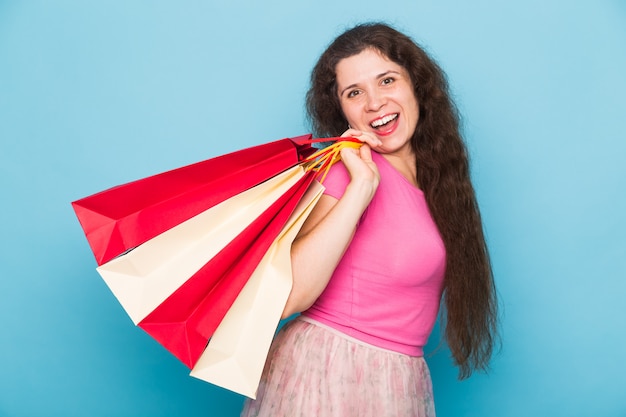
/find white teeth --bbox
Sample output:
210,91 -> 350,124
371,114 -> 398,128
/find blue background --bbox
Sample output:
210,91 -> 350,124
1,1 -> 625,416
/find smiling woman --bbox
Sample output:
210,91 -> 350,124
337,49 -> 419,154
240,22 -> 499,417
335,48 -> 421,184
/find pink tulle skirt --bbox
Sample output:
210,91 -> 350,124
240,317 -> 436,417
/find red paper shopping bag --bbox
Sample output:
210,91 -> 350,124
138,171 -> 317,368
71,135 -> 317,265
94,165 -> 306,325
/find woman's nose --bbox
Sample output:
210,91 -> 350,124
365,90 -> 385,111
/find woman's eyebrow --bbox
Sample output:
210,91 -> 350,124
339,70 -> 403,97
339,83 -> 359,97
376,70 -> 402,79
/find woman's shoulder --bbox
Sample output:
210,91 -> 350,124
320,160 -> 350,199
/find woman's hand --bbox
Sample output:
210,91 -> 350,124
339,129 -> 381,193
340,128 -> 382,148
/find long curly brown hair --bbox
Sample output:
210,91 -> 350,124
306,22 -> 498,379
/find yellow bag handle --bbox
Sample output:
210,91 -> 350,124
300,138 -> 362,183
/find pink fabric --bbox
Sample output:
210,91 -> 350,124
240,318 -> 436,417
303,151 -> 446,356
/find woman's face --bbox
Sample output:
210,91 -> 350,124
335,48 -> 419,156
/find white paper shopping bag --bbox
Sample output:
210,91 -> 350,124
189,180 -> 324,398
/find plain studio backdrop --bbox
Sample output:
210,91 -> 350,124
1,1 -> 625,416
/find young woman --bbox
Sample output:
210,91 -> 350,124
241,22 -> 498,417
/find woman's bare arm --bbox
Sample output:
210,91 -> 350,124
282,135 -> 381,317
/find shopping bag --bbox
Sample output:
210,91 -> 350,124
189,180 -> 324,398
71,135 -> 318,266
95,165 -> 304,325
137,170 -> 318,368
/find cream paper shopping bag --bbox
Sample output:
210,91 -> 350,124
189,180 -> 324,398
96,165 -> 304,324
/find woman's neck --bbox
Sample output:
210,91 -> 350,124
380,150 -> 419,188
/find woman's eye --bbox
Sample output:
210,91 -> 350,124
381,77 -> 394,85
347,90 -> 360,98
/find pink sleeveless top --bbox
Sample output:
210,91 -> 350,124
302,151 -> 446,356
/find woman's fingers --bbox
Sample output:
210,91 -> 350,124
340,129 -> 383,148
340,144 -> 380,184
358,142 -> 373,162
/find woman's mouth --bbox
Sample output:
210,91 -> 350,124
370,113 -> 399,134
370,113 -> 398,129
